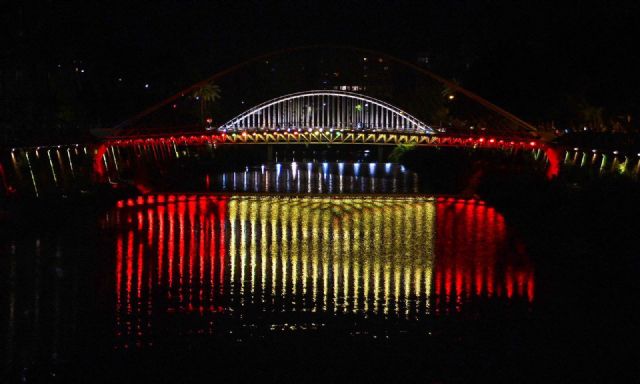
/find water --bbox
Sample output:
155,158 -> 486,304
2,195 -> 534,380
3,159 -> 638,382
207,162 -> 418,194
106,195 -> 532,348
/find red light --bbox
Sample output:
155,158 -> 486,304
205,117 -> 213,124
478,138 -> 485,143
529,141 -> 536,146
489,138 -> 495,143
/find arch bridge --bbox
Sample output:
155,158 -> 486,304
104,89 -> 539,148
1,90 -> 558,198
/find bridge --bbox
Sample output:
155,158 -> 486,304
0,88 -> 603,198
101,89 -> 541,155
2,45 -> 634,198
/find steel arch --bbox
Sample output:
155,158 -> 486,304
219,90 -> 435,134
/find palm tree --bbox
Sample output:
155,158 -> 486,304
193,82 -> 222,123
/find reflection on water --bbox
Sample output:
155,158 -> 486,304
105,194 -> 533,347
208,162 -> 419,193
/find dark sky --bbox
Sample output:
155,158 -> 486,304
5,1 -> 640,135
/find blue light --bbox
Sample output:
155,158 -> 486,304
385,162 -> 392,174
369,162 -> 376,175
354,163 -> 360,176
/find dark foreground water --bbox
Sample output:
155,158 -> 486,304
1,161 -> 638,383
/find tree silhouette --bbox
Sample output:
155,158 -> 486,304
193,82 -> 222,123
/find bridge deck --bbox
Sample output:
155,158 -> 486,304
105,131 -> 540,149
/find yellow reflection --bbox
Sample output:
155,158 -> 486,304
228,200 -> 237,296
227,196 -> 437,317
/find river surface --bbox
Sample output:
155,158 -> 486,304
6,160 -> 622,382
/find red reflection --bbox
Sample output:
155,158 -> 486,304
113,194 -> 533,345
114,194 -> 229,344
434,199 -> 534,309
544,146 -> 561,180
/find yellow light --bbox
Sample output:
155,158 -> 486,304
222,196 -> 437,317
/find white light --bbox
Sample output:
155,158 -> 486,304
613,150 -> 618,155
573,147 -> 579,151
144,83 -> 149,88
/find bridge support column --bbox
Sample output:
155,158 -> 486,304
377,146 -> 384,162
267,145 -> 274,163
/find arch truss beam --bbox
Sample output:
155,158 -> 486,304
219,90 -> 435,134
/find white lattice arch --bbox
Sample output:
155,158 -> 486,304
219,90 -> 434,134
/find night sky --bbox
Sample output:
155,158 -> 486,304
3,1 -> 640,143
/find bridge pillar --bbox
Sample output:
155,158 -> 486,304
377,146 -> 384,162
267,145 -> 274,163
